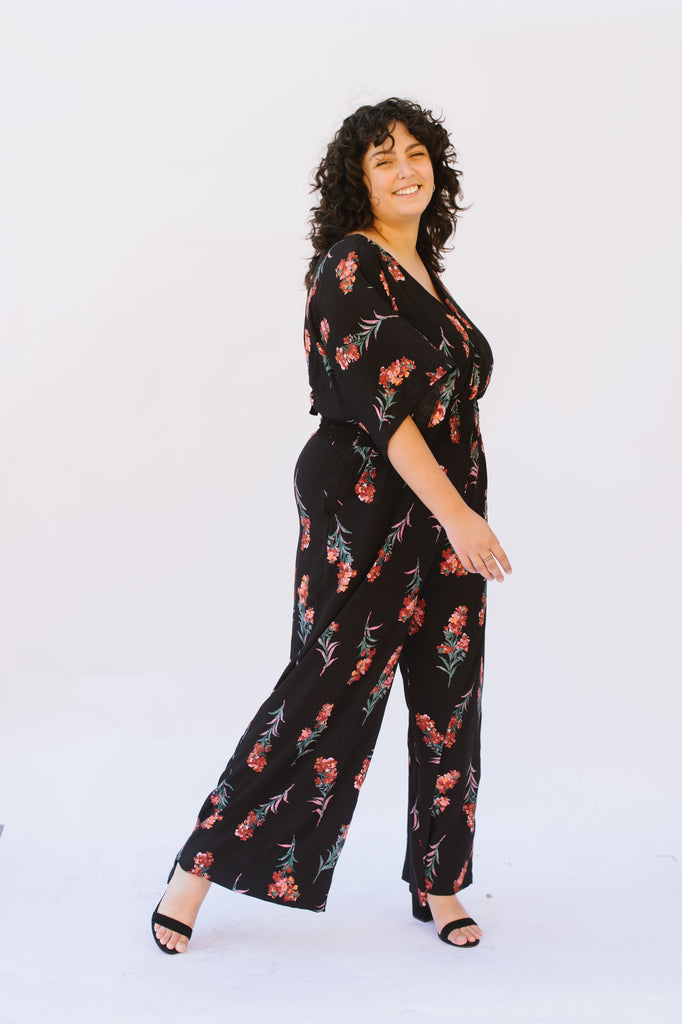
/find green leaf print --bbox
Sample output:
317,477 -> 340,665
424,836 -> 445,885
436,606 -> 471,686
326,515 -> 356,593
362,645 -> 402,721
268,836 -> 300,903
235,783 -> 295,841
315,621 -> 341,674
247,700 -> 286,772
398,560 -> 422,623
347,613 -> 382,685
367,504 -> 414,582
463,761 -> 478,834
292,702 -> 334,764
314,824 -> 350,882
334,314 -> 398,370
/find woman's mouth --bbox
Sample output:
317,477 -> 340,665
393,184 -> 421,196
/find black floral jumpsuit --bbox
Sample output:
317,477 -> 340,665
176,234 -> 494,920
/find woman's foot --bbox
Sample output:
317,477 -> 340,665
426,892 -> 482,946
153,862 -> 212,953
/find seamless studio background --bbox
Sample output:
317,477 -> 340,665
1,1 -> 681,1022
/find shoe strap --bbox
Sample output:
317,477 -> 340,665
153,911 -> 193,940
439,917 -> 477,942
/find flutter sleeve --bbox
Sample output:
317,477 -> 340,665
307,240 -> 449,460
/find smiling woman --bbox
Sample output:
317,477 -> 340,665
306,97 -> 466,289
151,96 -> 511,956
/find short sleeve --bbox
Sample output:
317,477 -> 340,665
307,241 -> 448,459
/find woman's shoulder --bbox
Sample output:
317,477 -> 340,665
313,233 -> 381,289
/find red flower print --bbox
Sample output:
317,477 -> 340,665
200,811 -> 223,830
354,756 -> 371,791
293,703 -> 334,763
453,855 -> 471,893
235,810 -> 259,842
443,713 -> 462,748
408,598 -> 426,636
335,252 -> 358,293
190,851 -> 214,878
336,561 -> 356,593
355,466 -> 377,503
314,756 -> 338,788
426,366 -> 446,385
446,312 -> 469,343
415,713 -> 444,752
316,703 -> 333,724
450,412 -> 460,443
417,888 -> 428,907
247,741 -> 269,773
456,634 -> 470,652
378,356 -> 416,388
348,650 -> 376,684
335,341 -> 361,369
436,770 -> 460,793
297,575 -> 309,605
300,515 -> 311,551
304,329 -> 311,359
383,255 -> 405,282
463,802 -> 476,833
433,795 -> 450,813
479,594 -> 487,626
327,545 -> 339,564
310,757 -> 338,823
440,546 -> 468,576
367,542 -> 393,581
447,606 -> 468,636
267,867 -> 300,903
320,318 -> 330,343
398,592 -> 418,623
428,400 -> 446,427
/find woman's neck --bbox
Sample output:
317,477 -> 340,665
361,221 -> 419,265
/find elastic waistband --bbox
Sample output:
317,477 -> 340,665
318,416 -> 369,445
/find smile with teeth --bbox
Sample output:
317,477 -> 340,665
394,184 -> 421,196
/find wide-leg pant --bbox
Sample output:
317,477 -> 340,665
177,415 -> 488,916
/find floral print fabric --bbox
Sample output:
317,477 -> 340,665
177,234 -> 494,915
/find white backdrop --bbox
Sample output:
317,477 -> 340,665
1,2 -> 681,1022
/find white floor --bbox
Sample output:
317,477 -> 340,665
1,675 -> 680,1024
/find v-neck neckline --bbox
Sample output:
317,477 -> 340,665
347,232 -> 454,312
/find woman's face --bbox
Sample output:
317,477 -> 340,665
361,120 -> 434,228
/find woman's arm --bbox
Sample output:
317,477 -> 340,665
386,415 -> 512,582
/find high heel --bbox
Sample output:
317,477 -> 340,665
151,859 -> 193,955
414,888 -> 481,948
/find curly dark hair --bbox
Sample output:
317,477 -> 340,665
305,97 -> 466,288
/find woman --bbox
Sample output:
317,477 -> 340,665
151,97 -> 511,954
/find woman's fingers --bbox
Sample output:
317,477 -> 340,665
492,543 -> 512,575
478,553 -> 500,581
471,544 -> 512,582
446,513 -> 512,581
